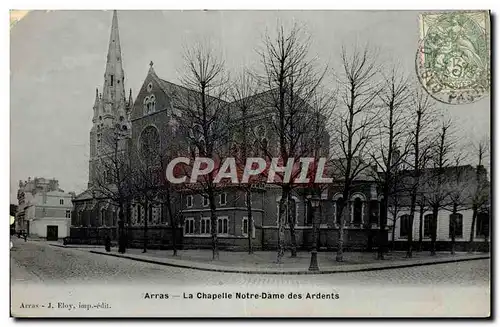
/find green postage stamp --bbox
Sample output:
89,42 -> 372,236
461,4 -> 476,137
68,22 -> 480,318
416,11 -> 490,105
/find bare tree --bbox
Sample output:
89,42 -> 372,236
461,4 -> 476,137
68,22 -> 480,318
131,126 -> 162,253
370,66 -> 412,259
425,118 -> 458,256
415,194 -> 429,251
91,129 -> 133,253
444,161 -> 474,254
331,45 -> 381,262
157,162 -> 183,256
387,166 -> 406,251
468,137 -> 490,252
229,72 -> 264,254
404,88 -> 436,257
174,41 -> 231,260
256,22 -> 327,261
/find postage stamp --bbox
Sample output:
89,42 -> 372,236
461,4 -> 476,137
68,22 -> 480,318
416,11 -> 490,105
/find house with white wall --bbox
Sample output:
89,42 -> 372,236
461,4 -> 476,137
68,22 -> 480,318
16,177 -> 74,240
387,165 -> 490,251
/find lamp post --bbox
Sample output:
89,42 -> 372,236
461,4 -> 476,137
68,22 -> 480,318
309,195 -> 320,272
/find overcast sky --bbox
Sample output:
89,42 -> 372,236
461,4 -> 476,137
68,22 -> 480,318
10,10 -> 490,202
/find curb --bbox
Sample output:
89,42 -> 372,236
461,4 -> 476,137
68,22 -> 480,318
88,250 -> 490,275
49,244 -> 104,249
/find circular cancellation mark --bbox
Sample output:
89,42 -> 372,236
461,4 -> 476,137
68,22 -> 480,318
415,11 -> 490,105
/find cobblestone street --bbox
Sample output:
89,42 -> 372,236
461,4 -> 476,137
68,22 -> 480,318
10,239 -> 490,287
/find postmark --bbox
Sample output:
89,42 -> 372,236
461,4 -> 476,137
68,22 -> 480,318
416,11 -> 490,105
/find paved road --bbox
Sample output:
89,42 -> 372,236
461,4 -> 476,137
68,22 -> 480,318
10,239 -> 490,287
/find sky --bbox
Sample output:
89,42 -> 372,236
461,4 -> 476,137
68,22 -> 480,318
10,10 -> 490,203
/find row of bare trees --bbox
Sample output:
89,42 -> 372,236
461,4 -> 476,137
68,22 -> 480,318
89,21 -> 489,260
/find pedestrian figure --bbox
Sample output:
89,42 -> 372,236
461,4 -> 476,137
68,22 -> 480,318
105,234 -> 111,252
23,232 -> 27,242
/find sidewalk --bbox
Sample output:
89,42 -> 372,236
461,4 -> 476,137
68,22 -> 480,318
89,247 -> 490,275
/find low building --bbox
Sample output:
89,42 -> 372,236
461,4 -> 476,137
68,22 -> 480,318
388,165 -> 490,252
16,177 -> 74,240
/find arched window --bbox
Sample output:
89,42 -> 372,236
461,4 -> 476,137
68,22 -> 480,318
150,95 -> 156,112
138,205 -> 143,224
335,197 -> 344,225
369,200 -> 379,225
476,212 -> 490,237
305,200 -> 313,225
287,197 -> 297,226
101,209 -> 106,226
143,96 -> 149,115
424,214 -> 433,238
353,198 -> 363,224
449,213 -> 463,238
400,214 -> 410,237
139,126 -> 160,164
276,197 -> 297,226
143,95 -> 156,115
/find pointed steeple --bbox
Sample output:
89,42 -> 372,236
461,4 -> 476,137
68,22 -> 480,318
127,88 -> 133,108
92,88 -> 100,123
94,87 -> 99,104
102,10 -> 126,120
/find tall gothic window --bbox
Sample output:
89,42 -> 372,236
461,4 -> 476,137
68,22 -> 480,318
353,198 -> 363,224
139,126 -> 160,165
335,198 -> 344,225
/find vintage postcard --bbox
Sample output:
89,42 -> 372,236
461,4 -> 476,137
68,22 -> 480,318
10,10 -> 491,318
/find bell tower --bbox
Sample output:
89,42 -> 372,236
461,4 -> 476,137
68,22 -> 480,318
88,10 -> 132,188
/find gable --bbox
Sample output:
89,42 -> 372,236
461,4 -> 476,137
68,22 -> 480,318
130,70 -> 172,121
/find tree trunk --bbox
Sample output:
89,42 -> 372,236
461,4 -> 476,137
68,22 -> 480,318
166,188 -> 177,256
377,197 -> 387,260
468,204 -> 478,253
118,202 -> 126,254
288,192 -> 297,257
246,190 -> 253,254
209,192 -> 219,260
391,221 -> 396,251
406,194 -> 417,258
418,204 -> 424,252
143,200 -> 148,253
276,189 -> 288,263
450,204 -> 458,255
430,205 -> 438,256
335,200 -> 346,262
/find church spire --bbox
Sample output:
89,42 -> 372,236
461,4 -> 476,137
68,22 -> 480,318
102,10 -> 126,120
92,87 -> 100,123
93,87 -> 99,108
127,88 -> 133,108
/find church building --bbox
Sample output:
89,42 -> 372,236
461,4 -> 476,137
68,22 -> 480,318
71,10 -> 387,251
